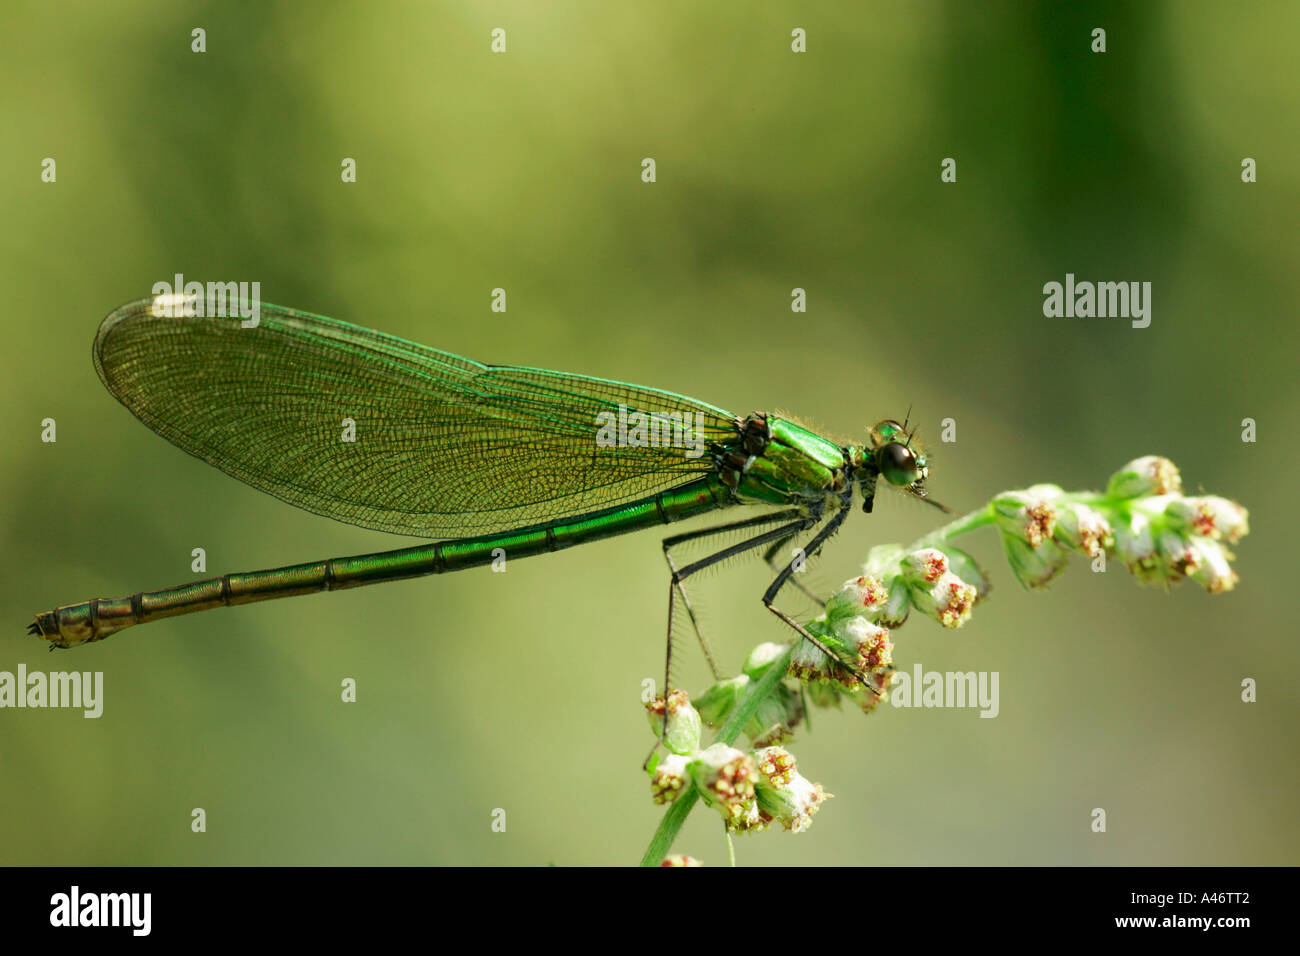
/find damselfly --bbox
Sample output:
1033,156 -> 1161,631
29,293 -> 948,689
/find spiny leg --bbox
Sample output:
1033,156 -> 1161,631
761,494 -> 883,698
662,509 -> 806,681
661,513 -> 815,703
645,512 -> 819,766
761,533 -> 827,606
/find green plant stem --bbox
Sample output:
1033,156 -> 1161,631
638,645 -> 796,866
914,502 -> 995,550
639,791 -> 699,867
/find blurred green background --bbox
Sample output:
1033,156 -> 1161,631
2,1 -> 1296,866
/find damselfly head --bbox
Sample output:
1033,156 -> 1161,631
868,419 -> 929,489
862,419 -> 957,514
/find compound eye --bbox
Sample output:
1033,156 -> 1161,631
878,441 -> 920,487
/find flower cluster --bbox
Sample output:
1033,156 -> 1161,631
646,688 -> 829,834
995,456 -> 1248,593
777,456 -> 1248,720
644,455 -> 1249,863
782,543 -> 987,713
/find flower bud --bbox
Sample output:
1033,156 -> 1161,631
1112,511 -> 1162,586
993,492 -> 1057,547
900,547 -> 949,586
1001,533 -> 1069,590
1187,537 -> 1239,594
754,771 -> 831,833
1106,456 -> 1181,499
840,617 -> 893,673
752,745 -> 797,789
1053,502 -> 1113,558
1165,496 -> 1250,544
691,744 -> 760,829
649,753 -> 692,805
1155,528 -> 1199,585
908,572 -> 979,626
788,634 -> 836,684
826,573 -> 890,622
646,689 -> 702,755
660,854 -> 702,867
